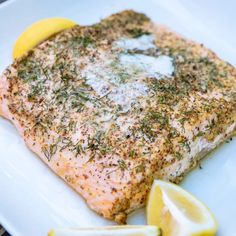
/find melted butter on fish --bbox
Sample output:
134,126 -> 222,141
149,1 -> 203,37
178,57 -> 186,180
85,71 -> 111,97
108,82 -> 148,112
119,54 -> 174,78
114,34 -> 156,51
81,34 -> 174,111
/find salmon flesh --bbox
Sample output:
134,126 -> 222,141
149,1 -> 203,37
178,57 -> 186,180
0,11 -> 235,223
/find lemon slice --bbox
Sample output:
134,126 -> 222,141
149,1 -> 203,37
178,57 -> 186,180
48,226 -> 160,236
147,180 -> 218,236
13,17 -> 76,59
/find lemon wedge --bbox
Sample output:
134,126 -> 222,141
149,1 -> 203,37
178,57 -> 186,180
48,226 -> 160,236
13,17 -> 76,59
147,180 -> 218,236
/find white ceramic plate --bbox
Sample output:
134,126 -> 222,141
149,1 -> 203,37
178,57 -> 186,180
0,0 -> 236,235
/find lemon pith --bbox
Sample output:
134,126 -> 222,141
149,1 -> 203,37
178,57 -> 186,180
13,17 -> 76,59
147,180 -> 218,236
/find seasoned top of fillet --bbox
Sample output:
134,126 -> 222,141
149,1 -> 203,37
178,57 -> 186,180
0,10 -> 236,222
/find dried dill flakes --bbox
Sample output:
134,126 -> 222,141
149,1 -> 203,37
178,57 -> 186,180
150,79 -> 177,93
71,36 -> 94,48
117,159 -> 127,171
68,120 -> 76,132
53,85 -> 90,112
182,110 -> 198,117
59,138 -> 72,151
59,138 -> 84,156
135,163 -> 145,173
99,146 -> 113,155
55,35 -> 94,57
139,111 -> 169,139
87,131 -> 112,156
206,119 -> 215,130
129,149 -> 136,158
57,118 -> 77,135
70,98 -> 86,112
42,144 -> 57,161
127,28 -> 151,38
202,103 -> 212,112
42,146 -> 50,161
17,58 -> 48,102
86,155 -> 95,164
177,109 -> 200,127
167,128 -> 179,139
149,79 -> 182,106
27,83 -> 44,101
74,142 -> 84,156
195,131 -> 205,138
175,55 -> 225,92
87,131 -> 103,151
72,90 -> 90,101
104,161 -> 124,176
18,70 -> 38,82
149,111 -> 169,127
106,159 -> 128,176
139,117 -> 155,140
178,117 -> 187,126
49,144 -> 58,156
17,57 -> 43,83
174,151 -> 183,160
179,139 -> 191,153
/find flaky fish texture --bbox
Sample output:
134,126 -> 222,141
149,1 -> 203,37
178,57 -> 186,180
0,11 -> 235,223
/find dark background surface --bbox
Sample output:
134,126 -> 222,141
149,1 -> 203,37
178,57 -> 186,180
0,226 -> 10,236
0,0 -> 9,230
0,1 -> 10,231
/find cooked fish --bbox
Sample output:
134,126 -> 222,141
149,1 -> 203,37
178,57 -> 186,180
0,11 -> 235,223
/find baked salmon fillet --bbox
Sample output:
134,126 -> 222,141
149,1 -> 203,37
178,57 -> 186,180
0,11 -> 235,223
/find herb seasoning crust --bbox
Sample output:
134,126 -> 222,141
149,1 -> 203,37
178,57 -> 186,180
0,11 -> 235,223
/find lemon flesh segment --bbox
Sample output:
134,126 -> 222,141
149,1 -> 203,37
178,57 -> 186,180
48,225 -> 160,236
147,180 -> 218,236
13,18 -> 76,59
